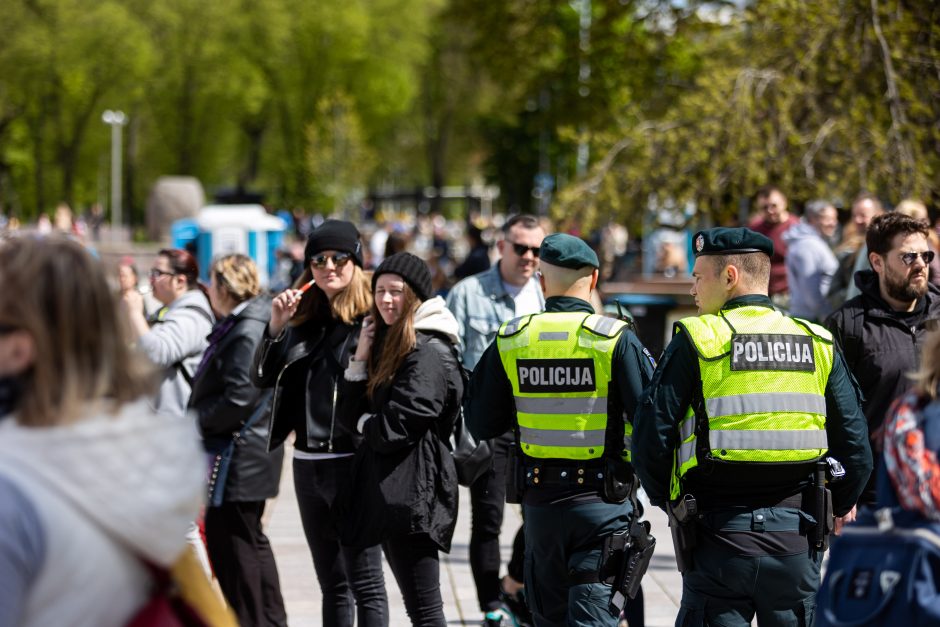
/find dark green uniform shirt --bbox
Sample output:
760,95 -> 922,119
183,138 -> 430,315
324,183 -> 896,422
466,296 -> 656,504
632,295 -> 872,518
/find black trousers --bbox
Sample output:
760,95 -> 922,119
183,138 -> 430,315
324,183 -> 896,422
204,500 -> 287,627
293,457 -> 389,627
470,431 -> 527,612
383,534 -> 446,627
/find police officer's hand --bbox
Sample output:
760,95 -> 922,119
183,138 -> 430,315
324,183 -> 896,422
834,504 -> 857,535
269,288 -> 303,337
354,315 -> 375,362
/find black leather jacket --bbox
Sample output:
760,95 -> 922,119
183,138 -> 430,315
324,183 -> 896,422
252,312 -> 363,454
189,295 -> 284,502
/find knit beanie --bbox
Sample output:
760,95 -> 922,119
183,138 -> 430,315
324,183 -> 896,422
304,220 -> 364,267
372,252 -> 434,302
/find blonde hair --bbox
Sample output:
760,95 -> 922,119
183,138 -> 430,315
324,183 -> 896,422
0,235 -> 155,426
911,329 -> 940,399
292,264 -> 373,326
896,199 -> 929,222
211,254 -> 261,303
367,284 -> 420,398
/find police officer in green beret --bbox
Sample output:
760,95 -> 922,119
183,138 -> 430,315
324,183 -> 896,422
466,233 -> 656,627
632,227 -> 872,626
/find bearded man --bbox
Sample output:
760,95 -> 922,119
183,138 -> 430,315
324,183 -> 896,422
826,211 -> 940,506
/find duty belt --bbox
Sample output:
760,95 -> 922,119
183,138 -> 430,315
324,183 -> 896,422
524,463 -> 605,488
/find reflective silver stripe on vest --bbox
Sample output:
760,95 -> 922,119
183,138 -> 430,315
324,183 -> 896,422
680,416 -> 695,442
539,331 -> 569,341
503,316 -> 526,336
514,396 -> 607,415
679,439 -> 696,467
710,429 -> 828,451
706,392 -> 827,418
623,434 -> 632,450
520,426 -> 607,448
586,315 -> 617,336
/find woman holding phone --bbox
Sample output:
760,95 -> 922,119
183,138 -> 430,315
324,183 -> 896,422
337,252 -> 462,626
252,220 -> 387,627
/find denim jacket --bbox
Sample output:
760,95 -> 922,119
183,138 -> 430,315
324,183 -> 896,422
445,262 -> 544,370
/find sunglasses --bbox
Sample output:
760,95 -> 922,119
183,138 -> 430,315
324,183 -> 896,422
149,268 -> 176,279
310,252 -> 353,269
510,242 -> 540,258
898,251 -> 935,266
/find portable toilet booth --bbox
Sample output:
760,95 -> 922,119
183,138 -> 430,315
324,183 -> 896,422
170,204 -> 287,287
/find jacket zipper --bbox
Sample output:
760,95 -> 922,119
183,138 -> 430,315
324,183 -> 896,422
264,348 -> 310,452
328,378 -> 338,453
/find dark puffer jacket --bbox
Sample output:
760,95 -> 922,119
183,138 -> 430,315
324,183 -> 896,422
189,296 -> 284,502
826,270 -> 940,503
334,331 -> 462,552
251,313 -> 363,454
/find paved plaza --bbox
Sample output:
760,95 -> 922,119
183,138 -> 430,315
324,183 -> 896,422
265,444 -> 683,626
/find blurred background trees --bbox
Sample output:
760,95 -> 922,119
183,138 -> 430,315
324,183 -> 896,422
0,0 -> 937,231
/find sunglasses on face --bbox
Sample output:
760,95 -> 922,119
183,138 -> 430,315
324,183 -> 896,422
310,252 -> 353,269
510,242 -> 540,258
898,251 -> 936,266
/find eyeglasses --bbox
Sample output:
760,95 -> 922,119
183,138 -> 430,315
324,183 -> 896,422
898,251 -> 936,266
510,242 -> 540,258
310,252 -> 353,269
149,268 -> 176,279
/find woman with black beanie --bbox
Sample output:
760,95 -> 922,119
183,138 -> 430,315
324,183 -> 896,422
336,252 -> 462,626
252,220 -> 388,626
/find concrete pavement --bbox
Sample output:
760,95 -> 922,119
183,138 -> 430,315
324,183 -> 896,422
264,446 -> 683,626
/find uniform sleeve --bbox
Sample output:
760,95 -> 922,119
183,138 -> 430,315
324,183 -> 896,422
466,340 -> 515,440
631,331 -> 698,508
0,477 -> 45,627
612,331 -> 656,420
824,349 -> 873,515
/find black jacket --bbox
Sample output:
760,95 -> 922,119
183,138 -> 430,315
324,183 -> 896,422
333,331 -> 462,552
251,312 -> 362,453
826,270 -> 940,503
189,296 -> 284,502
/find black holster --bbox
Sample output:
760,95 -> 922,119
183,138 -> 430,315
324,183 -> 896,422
667,495 -> 698,574
603,457 -> 636,504
815,462 -> 834,551
599,519 -> 656,616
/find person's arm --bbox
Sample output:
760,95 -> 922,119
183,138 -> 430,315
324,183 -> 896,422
465,340 -> 515,440
137,306 -> 211,368
824,349 -> 873,516
0,478 -> 45,627
612,331 -> 656,419
192,333 -> 262,437
444,282 -> 469,356
631,331 -> 697,508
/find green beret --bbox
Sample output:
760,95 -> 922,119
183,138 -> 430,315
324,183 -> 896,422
692,227 -> 774,258
539,233 -> 599,269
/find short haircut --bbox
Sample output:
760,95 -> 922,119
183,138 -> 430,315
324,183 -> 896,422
852,192 -> 884,213
502,214 -> 541,235
804,199 -> 834,221
755,184 -> 785,201
866,212 -> 929,256
710,252 -> 771,287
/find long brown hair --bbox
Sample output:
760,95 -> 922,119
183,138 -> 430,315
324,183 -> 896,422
291,264 -> 373,326
911,329 -> 940,399
0,235 -> 156,426
367,284 -> 420,398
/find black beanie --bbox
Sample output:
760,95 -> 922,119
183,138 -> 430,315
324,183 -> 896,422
304,220 -> 363,267
372,252 -> 434,302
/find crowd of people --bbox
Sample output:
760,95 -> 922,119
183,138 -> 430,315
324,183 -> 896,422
1,185 -> 939,627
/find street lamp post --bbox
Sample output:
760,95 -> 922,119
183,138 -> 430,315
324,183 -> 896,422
101,110 -> 127,235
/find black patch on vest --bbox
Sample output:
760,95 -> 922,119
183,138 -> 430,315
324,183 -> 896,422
517,358 -> 597,393
729,334 -> 816,372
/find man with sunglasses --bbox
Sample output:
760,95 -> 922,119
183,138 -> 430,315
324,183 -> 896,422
446,213 -> 546,626
826,211 -> 940,507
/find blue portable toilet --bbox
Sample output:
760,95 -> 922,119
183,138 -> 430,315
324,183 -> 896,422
170,204 -> 287,287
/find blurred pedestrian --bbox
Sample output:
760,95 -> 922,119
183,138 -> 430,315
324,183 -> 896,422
748,185 -> 799,305
784,200 -> 839,322
0,235 -> 206,626
121,248 -> 215,418
252,220 -> 389,627
337,252 -> 463,626
116,256 -> 160,320
190,254 -> 287,626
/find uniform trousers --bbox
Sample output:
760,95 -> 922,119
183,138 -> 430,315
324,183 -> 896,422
676,516 -> 822,627
523,500 -> 632,627
204,500 -> 287,626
